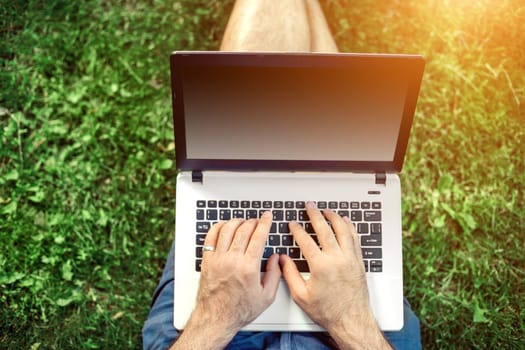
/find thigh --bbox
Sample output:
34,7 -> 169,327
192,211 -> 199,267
226,331 -> 336,350
225,332 -> 279,350
142,242 -> 179,350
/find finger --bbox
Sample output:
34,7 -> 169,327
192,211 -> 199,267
229,219 -> 258,253
279,255 -> 307,304
261,254 -> 282,302
245,211 -> 272,260
215,219 -> 244,253
289,221 -> 320,261
203,221 -> 226,253
306,202 -> 338,251
343,216 -> 363,261
323,209 -> 351,251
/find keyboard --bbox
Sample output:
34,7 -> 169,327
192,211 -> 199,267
195,200 -> 383,273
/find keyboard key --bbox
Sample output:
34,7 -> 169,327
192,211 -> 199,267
241,200 -> 250,208
197,200 -> 206,208
208,200 -> 217,208
270,222 -> 277,233
196,234 -> 206,245
286,210 -> 297,221
285,201 -> 294,208
361,201 -> 371,209
328,201 -> 338,209
298,210 -> 308,221
339,201 -> 349,209
218,200 -> 228,208
351,210 -> 362,222
371,223 -> 382,234
282,235 -> 294,246
372,202 -> 382,209
279,223 -> 290,233
260,260 -> 267,272
252,201 -> 261,208
206,210 -> 217,221
268,235 -> 280,246
361,234 -> 382,246
338,210 -> 349,218
370,260 -> 383,272
317,201 -> 327,209
272,210 -> 284,221
357,223 -> 369,234
364,260 -> 369,272
229,200 -> 239,208
263,247 -> 274,258
263,201 -> 272,208
246,210 -> 258,219
196,259 -> 202,272
294,260 -> 309,272
288,247 -> 301,259
362,248 -> 382,259
232,210 -> 244,219
276,247 -> 287,255
196,209 -> 205,220
350,201 -> 360,209
196,222 -> 211,233
273,201 -> 283,208
295,201 -> 306,208
219,209 -> 231,220
196,246 -> 203,258
305,223 -> 315,233
364,211 -> 382,221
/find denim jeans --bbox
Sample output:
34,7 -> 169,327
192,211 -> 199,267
142,242 -> 421,350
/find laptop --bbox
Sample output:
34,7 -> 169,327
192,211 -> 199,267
170,51 -> 425,332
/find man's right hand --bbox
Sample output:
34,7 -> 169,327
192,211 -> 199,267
171,212 -> 281,350
280,201 -> 392,350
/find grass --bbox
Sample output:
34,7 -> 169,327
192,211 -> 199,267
1,0 -> 523,348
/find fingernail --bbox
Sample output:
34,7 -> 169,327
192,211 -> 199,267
263,211 -> 271,218
306,201 -> 316,209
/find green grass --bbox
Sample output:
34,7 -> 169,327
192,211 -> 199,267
1,0 -> 524,348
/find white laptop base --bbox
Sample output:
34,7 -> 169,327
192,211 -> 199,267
173,171 -> 404,331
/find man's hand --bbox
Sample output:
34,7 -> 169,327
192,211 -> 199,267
280,202 -> 392,350
196,212 -> 281,329
172,211 -> 281,350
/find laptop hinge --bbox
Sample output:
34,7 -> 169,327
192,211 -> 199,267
375,172 -> 387,185
192,170 -> 203,184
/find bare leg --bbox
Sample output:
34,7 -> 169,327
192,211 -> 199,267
304,0 -> 338,52
220,0 -> 338,52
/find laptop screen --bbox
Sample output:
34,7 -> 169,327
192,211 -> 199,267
171,52 -> 425,172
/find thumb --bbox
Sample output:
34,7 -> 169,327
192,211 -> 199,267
279,255 -> 307,303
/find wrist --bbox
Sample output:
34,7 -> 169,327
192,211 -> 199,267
192,303 -> 243,333
171,306 -> 241,350
327,312 -> 392,350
